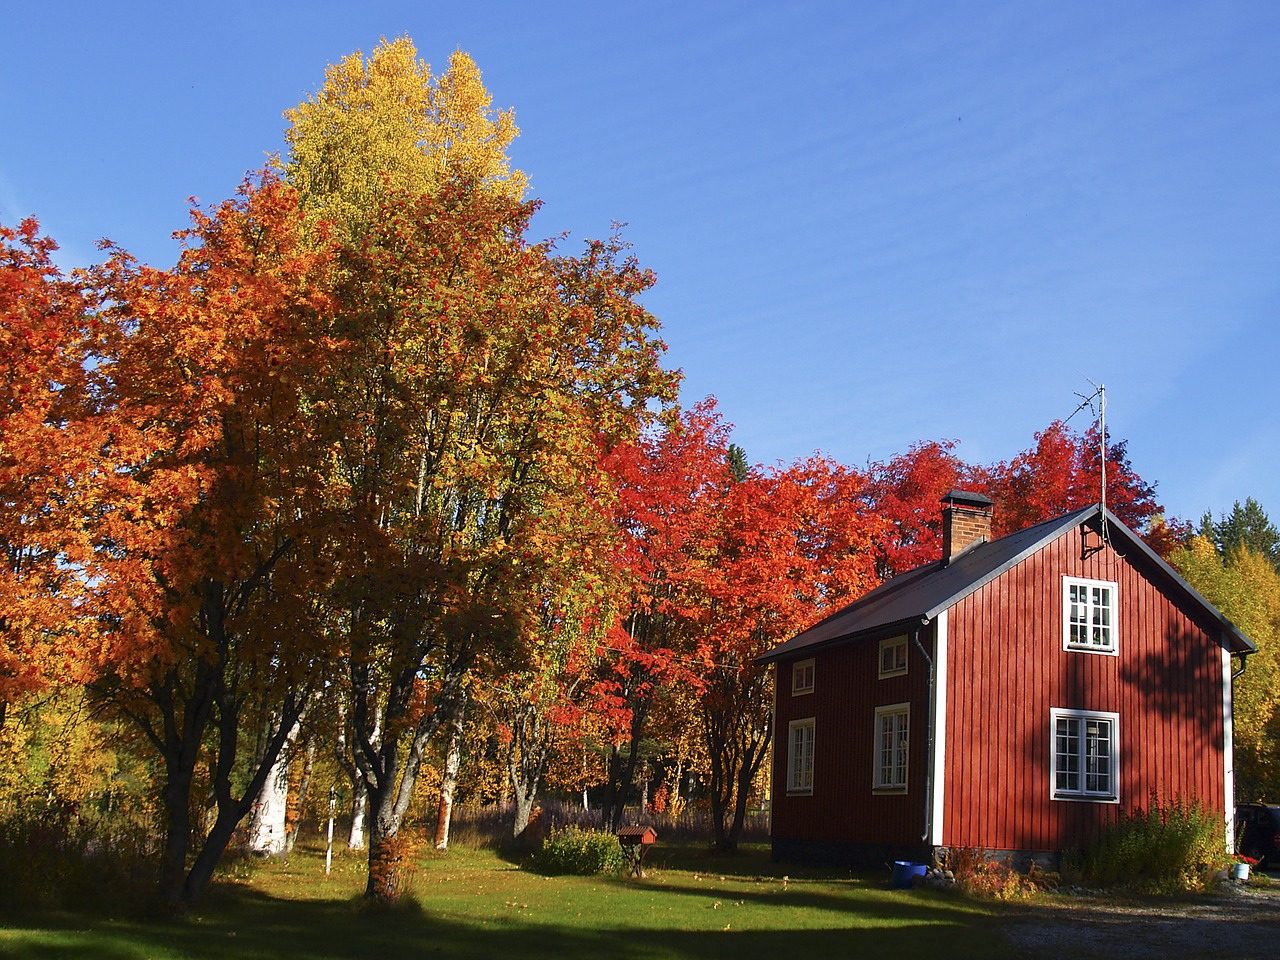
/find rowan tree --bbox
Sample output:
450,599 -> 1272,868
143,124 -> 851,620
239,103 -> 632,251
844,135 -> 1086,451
862,421 -> 1167,576
692,453 -> 883,851
861,439 -> 975,577
0,219 -> 99,725
989,420 -> 1163,544
316,183 -> 675,899
595,400 -> 729,829
85,174 -> 341,909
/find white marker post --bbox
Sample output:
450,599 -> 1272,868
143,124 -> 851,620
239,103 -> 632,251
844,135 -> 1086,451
325,785 -> 336,876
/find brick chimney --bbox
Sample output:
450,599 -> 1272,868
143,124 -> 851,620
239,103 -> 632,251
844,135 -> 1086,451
941,490 -> 994,563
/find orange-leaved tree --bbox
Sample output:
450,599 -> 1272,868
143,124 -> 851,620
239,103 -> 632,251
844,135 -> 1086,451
861,439 -> 977,578
987,420 -> 1167,549
318,184 -> 676,900
0,219 -> 100,727
595,399 -> 729,830
86,174 -> 341,909
693,453 -> 884,851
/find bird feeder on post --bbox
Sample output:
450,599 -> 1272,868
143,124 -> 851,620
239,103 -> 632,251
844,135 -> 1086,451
615,825 -> 658,878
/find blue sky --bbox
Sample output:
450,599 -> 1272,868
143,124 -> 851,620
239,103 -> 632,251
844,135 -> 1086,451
4,1 -> 1277,525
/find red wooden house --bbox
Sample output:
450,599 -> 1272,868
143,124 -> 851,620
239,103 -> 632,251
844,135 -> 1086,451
760,491 -> 1255,867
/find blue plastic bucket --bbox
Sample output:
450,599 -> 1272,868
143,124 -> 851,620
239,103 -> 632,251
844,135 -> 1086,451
890,860 -> 926,888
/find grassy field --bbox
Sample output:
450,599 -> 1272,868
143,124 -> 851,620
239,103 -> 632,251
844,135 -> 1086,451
0,841 -> 1005,959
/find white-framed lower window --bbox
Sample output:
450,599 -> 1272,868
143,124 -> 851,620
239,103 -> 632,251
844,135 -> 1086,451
792,658 -> 815,695
878,635 -> 908,678
1063,576 -> 1118,654
787,718 -> 815,794
873,703 -> 909,792
1051,708 -> 1119,803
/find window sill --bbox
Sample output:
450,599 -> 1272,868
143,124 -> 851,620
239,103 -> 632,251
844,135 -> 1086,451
1063,644 -> 1118,657
786,788 -> 813,797
1053,792 -> 1119,804
872,786 -> 907,795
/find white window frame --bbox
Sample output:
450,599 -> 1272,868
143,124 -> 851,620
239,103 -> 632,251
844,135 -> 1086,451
878,635 -> 908,678
1050,708 -> 1120,803
1062,576 -> 1118,655
873,703 -> 909,793
791,658 -> 815,696
787,718 -> 815,795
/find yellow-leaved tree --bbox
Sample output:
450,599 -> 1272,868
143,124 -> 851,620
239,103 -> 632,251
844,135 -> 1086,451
1171,535 -> 1280,800
283,37 -> 526,234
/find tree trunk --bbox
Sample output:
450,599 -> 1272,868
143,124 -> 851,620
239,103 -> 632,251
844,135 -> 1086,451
601,683 -> 652,832
348,782 -> 368,851
150,654 -> 220,910
703,665 -> 773,853
356,669 -> 463,901
337,699 -> 376,851
507,697 -> 554,842
364,790 -> 405,901
433,697 -> 466,851
157,757 -> 197,908
248,713 -> 298,855
285,735 -> 315,854
167,683 -> 307,907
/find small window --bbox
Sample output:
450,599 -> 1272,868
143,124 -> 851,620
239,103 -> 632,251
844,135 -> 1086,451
792,658 -> 815,696
1051,708 -> 1119,802
787,718 -> 815,794
878,636 -> 908,678
1063,577 -> 1118,654
873,703 -> 909,792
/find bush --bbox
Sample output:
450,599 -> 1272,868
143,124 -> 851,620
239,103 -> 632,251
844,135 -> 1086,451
1068,793 -> 1229,893
941,848 -> 1049,900
0,797 -> 156,917
528,825 -> 626,876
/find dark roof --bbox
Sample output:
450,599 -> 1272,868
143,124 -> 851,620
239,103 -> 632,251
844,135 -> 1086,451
758,504 -> 1256,663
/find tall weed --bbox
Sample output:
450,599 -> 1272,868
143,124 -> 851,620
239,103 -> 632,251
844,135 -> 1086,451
0,796 -> 156,916
1068,792 -> 1228,893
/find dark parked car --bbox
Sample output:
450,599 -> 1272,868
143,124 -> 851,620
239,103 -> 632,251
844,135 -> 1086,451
1235,803 -> 1280,868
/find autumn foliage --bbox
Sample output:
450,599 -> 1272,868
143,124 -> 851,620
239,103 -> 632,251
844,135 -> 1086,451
0,34 -> 1195,911
0,220 -> 99,722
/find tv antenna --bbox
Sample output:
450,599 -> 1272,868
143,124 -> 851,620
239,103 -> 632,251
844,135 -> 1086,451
1066,378 -> 1109,543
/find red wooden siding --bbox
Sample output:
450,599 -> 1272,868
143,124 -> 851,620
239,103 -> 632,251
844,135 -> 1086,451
941,527 -> 1227,852
771,629 -> 932,846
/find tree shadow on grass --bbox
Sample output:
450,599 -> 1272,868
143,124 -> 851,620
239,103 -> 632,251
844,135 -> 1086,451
2,885 -> 1002,960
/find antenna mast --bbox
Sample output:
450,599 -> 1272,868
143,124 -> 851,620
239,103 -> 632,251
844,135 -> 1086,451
1069,378 -> 1110,542
1097,381 -> 1106,521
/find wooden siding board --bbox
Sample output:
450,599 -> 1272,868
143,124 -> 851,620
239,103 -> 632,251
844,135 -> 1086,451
771,628 -> 933,847
941,527 -> 1227,854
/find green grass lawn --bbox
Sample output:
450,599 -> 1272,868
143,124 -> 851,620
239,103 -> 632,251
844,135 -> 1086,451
0,841 -> 1004,959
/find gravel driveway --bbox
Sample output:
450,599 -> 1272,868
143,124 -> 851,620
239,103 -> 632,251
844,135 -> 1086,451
1001,880 -> 1280,959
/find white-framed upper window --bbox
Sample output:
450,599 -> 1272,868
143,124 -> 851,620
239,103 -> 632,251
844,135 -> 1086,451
787,718 -> 815,794
873,703 -> 909,792
878,635 -> 908,678
1063,576 -> 1118,654
792,658 -> 815,696
1051,708 -> 1119,803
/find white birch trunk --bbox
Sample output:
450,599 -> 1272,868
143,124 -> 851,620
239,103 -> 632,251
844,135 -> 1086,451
434,713 -> 465,851
248,716 -> 299,855
347,781 -> 368,851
